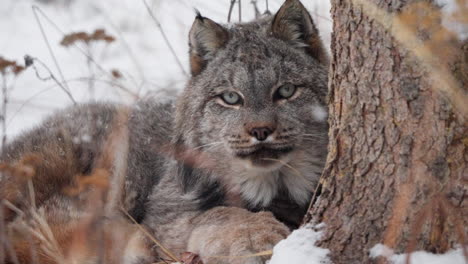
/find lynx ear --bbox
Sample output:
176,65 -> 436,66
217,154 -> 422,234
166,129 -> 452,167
189,12 -> 229,76
271,0 -> 329,65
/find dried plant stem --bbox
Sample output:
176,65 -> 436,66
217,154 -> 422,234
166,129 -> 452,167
1,74 -> 7,151
86,45 -> 95,101
4,229 -> 19,264
27,180 -> 36,210
2,200 -> 23,218
207,249 -> 272,260
32,6 -> 74,103
228,0 -> 236,23
31,6 -> 115,84
103,109 -> 130,218
120,206 -> 181,263
238,0 -> 242,22
0,202 -> 5,264
142,0 -> 188,77
28,56 -> 76,104
251,0 -> 260,19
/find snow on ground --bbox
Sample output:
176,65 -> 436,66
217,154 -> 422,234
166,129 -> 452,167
0,0 -> 332,139
269,224 -> 330,264
370,243 -> 467,264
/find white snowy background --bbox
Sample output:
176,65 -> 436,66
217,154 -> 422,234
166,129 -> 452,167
0,0 -> 332,138
1,0 -> 466,263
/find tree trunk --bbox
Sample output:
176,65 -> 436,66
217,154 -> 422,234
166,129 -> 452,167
307,0 -> 467,263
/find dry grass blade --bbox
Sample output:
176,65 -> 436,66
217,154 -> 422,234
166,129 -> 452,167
4,229 -> 19,264
206,249 -> 272,259
26,55 -> 76,104
0,202 -> 5,263
101,109 -> 130,217
120,206 -> 181,263
2,200 -> 24,219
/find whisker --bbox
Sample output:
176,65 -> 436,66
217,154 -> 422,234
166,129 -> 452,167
302,133 -> 325,137
192,142 -> 223,151
261,158 -> 303,179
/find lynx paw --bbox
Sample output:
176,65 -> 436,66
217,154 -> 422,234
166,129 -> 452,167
188,207 -> 290,264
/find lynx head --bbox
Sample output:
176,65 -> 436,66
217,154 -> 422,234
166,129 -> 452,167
174,0 -> 329,206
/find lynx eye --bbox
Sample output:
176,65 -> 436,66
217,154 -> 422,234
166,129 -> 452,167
275,84 -> 297,100
220,91 -> 242,105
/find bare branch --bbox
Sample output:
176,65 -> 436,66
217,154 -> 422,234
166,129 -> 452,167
142,0 -> 188,77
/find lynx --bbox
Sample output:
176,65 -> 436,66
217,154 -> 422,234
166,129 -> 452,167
0,0 -> 329,263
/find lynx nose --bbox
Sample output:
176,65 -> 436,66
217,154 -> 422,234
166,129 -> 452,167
249,127 -> 274,141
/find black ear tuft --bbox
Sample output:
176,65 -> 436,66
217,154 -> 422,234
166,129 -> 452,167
188,13 -> 229,76
194,9 -> 204,21
271,0 -> 329,65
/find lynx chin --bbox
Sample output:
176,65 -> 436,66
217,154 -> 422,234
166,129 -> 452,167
0,0 -> 329,263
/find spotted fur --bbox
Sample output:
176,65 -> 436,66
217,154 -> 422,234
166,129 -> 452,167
0,0 -> 328,263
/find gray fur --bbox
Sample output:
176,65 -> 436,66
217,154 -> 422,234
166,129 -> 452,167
1,0 -> 329,263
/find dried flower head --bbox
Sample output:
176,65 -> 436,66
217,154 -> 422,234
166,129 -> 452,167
0,56 -> 26,76
60,29 -> 116,47
64,168 -> 110,196
0,154 -> 40,181
111,69 -> 123,79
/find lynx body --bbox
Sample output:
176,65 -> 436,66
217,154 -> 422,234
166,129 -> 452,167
0,0 -> 329,263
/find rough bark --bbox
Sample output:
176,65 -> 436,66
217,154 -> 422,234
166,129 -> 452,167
307,0 -> 467,263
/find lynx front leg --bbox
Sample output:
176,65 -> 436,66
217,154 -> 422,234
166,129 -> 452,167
187,207 -> 290,264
